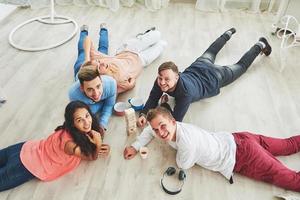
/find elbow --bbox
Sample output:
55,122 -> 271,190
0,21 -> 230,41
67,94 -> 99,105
176,160 -> 192,170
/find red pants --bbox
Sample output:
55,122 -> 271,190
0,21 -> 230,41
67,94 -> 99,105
233,132 -> 300,191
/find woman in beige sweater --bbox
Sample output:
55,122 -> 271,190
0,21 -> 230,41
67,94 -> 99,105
83,28 -> 167,94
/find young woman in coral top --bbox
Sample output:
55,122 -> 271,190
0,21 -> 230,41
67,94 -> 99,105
0,100 -> 110,191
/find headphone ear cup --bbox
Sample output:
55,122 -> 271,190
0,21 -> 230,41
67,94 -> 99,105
166,167 -> 176,176
178,170 -> 186,181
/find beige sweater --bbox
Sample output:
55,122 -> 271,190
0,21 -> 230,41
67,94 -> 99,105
91,49 -> 143,94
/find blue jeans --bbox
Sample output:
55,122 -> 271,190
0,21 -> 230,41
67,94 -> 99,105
196,32 -> 262,87
73,28 -> 109,79
0,142 -> 35,191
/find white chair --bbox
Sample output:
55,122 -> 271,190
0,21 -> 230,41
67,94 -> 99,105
276,15 -> 300,71
277,15 -> 300,49
9,0 -> 78,52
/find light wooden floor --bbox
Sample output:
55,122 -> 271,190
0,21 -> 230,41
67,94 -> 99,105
1,3 -> 300,200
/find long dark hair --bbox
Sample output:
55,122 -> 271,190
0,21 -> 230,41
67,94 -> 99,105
55,101 -> 100,156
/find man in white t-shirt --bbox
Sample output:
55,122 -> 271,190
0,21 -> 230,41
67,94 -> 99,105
124,107 -> 300,192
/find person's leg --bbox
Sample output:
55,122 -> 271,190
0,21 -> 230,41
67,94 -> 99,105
0,144 -> 9,168
98,23 -> 109,55
196,28 -> 236,64
214,37 -> 271,87
0,143 -> 35,191
0,143 -> 25,168
234,131 -> 300,156
233,133 -> 300,191
73,26 -> 89,79
138,40 -> 167,67
116,30 -> 161,54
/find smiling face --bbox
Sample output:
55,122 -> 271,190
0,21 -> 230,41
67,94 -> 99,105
157,69 -> 179,92
80,76 -> 103,102
73,107 -> 92,133
149,114 -> 177,142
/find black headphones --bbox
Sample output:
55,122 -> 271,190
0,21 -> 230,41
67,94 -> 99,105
160,166 -> 186,195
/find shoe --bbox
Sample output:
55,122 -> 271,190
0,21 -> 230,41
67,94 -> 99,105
0,99 -> 6,104
144,27 -> 156,34
80,24 -> 89,32
136,27 -> 156,37
0,95 -> 6,104
224,27 -> 236,36
227,28 -> 236,35
259,37 -> 272,56
100,23 -> 107,29
160,94 -> 169,104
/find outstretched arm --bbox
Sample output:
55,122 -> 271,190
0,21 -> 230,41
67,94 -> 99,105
140,80 -> 163,115
124,126 -> 155,160
137,80 -> 162,128
173,96 -> 192,122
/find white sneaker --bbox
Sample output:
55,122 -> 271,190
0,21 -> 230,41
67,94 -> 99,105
100,23 -> 107,29
80,24 -> 89,32
0,88 -> 6,104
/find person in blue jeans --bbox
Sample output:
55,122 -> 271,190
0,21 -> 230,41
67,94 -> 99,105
69,24 -> 117,135
0,101 -> 110,192
74,24 -> 109,79
137,28 -> 272,128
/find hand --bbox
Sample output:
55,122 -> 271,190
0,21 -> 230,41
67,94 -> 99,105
98,144 -> 110,157
97,62 -> 108,74
137,115 -> 147,128
87,130 -> 102,145
91,59 -> 99,67
123,146 -> 137,160
99,125 -> 106,138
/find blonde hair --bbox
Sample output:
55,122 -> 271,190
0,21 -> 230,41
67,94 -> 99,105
146,106 -> 174,122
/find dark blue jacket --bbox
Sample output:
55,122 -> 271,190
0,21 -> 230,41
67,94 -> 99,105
141,60 -> 220,122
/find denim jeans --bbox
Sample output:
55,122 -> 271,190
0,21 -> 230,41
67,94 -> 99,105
196,33 -> 262,88
73,28 -> 109,79
0,142 -> 35,191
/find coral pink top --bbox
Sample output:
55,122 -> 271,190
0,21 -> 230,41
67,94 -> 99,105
91,50 -> 143,93
20,129 -> 81,181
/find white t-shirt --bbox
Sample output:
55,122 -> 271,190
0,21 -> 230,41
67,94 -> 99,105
131,122 -> 236,180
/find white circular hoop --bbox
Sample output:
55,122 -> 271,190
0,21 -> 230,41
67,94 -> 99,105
9,15 -> 78,52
